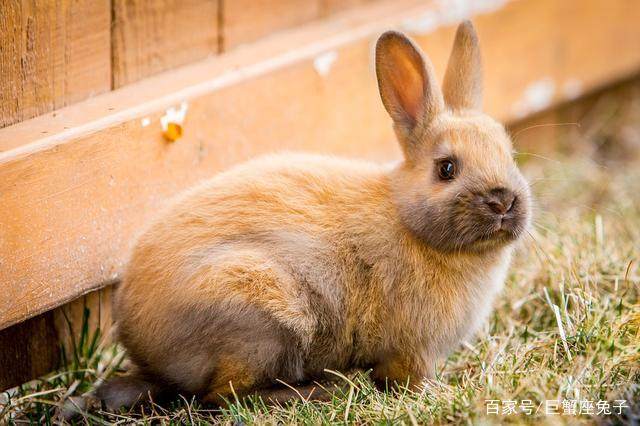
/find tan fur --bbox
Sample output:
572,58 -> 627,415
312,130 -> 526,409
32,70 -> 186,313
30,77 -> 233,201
443,21 -> 483,110
203,355 -> 257,404
102,21 -> 531,407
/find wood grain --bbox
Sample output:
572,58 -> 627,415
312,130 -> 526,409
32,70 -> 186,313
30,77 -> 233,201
0,310 -> 59,390
0,287 -> 114,390
111,0 -> 219,88
53,286 -> 115,361
0,0 -> 111,128
320,0 -> 378,16
1,0 -> 640,332
221,0 -> 320,50
556,0 -> 640,94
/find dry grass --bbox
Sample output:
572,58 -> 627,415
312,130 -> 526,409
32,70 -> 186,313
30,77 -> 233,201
2,85 -> 640,425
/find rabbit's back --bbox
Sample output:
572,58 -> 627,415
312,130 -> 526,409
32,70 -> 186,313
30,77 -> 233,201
123,152 -> 393,294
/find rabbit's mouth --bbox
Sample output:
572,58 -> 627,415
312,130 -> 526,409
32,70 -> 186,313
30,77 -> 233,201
476,227 -> 517,245
471,212 -> 527,249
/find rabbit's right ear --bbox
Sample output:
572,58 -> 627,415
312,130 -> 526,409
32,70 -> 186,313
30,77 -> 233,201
375,31 -> 443,135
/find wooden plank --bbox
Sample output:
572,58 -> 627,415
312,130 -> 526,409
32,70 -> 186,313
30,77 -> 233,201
53,286 -> 115,357
0,0 -> 111,128
320,0 -> 378,16
1,0 -> 640,331
221,0 -> 320,50
0,311 -> 59,390
0,287 -> 113,390
556,0 -> 640,96
221,0 -> 381,50
509,74 -> 640,158
111,0 -> 219,88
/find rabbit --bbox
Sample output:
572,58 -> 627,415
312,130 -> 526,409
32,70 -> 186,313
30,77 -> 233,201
95,20 -> 531,410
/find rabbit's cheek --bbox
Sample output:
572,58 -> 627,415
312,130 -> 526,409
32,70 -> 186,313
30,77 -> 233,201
397,193 -> 485,252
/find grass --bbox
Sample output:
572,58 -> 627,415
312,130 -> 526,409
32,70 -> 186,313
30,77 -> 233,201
2,95 -> 640,424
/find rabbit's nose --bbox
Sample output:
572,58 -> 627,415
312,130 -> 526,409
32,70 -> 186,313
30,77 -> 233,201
485,188 -> 516,215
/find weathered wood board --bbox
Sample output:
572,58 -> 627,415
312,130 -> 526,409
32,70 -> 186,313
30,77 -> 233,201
0,287 -> 114,390
222,0 -> 320,50
0,310 -> 59,389
320,0 -> 378,16
0,0 -> 111,128
111,0 -> 219,88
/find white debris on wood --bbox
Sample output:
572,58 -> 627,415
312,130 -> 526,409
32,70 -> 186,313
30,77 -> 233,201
512,78 -> 556,118
401,0 -> 508,35
313,51 -> 338,77
160,102 -> 189,131
562,78 -> 583,100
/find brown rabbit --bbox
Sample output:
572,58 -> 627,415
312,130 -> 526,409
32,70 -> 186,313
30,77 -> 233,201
96,21 -> 531,409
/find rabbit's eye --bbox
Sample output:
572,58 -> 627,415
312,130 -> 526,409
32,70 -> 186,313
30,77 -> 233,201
437,159 -> 456,181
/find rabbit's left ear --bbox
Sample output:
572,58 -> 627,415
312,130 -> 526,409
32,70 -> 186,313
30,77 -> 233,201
442,20 -> 483,111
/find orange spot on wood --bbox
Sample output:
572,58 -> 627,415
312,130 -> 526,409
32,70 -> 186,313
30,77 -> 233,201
163,122 -> 183,142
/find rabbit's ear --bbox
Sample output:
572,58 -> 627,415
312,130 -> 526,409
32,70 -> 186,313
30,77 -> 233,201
376,31 -> 443,133
442,21 -> 482,111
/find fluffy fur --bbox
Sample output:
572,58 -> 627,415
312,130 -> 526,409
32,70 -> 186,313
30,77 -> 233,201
98,21 -> 531,408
